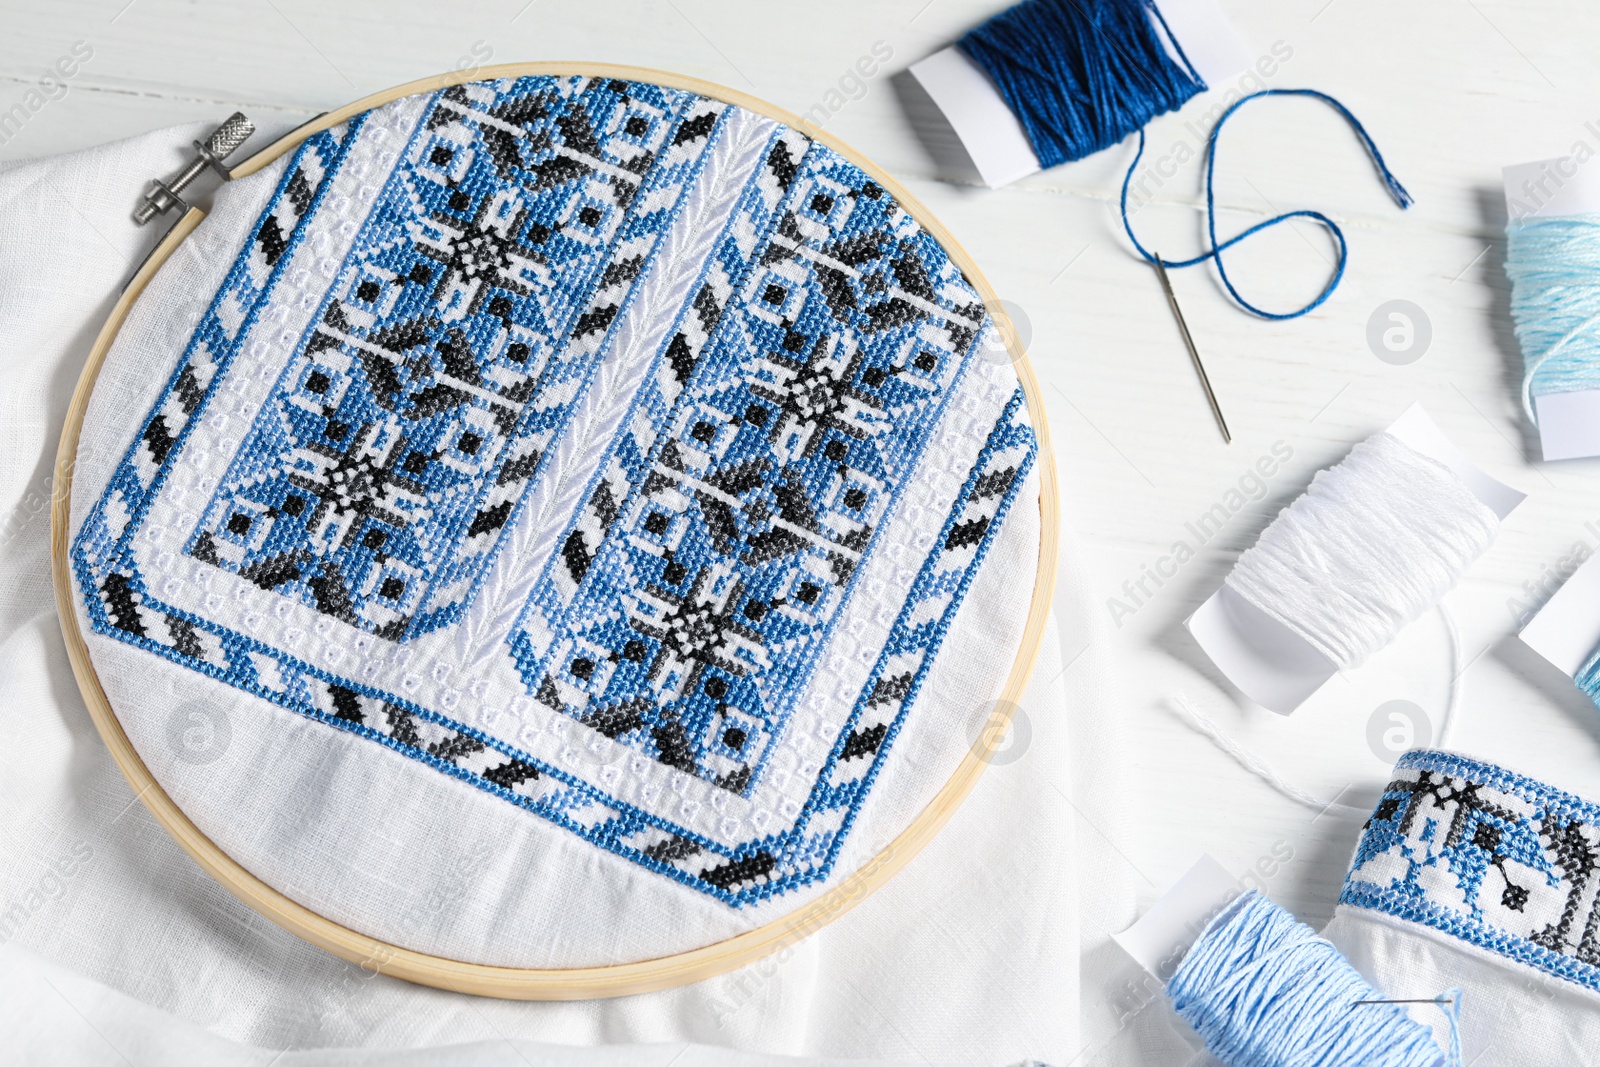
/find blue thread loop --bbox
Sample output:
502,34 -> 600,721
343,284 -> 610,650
1169,891 -> 1456,1066
1504,212 -> 1600,421
959,0 -> 1207,168
1122,89 -> 1413,320
956,0 -> 1412,318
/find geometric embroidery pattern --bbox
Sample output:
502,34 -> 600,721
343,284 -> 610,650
509,141 -> 988,794
1343,749 -> 1600,993
71,75 -> 1035,905
187,80 -> 724,641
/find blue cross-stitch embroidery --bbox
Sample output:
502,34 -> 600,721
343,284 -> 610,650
508,149 -> 988,795
186,79 -> 719,641
1343,750 -> 1600,993
71,76 -> 1035,904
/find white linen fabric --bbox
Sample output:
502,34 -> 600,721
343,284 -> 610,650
0,118 -> 1130,1065
1324,910 -> 1600,1065
0,943 -> 971,1067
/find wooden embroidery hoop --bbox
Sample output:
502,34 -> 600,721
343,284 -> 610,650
50,62 -> 1059,1000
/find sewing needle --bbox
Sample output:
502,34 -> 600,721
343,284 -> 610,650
1152,253 -> 1231,445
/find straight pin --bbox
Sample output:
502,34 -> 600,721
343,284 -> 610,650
1350,998 -> 1456,1007
1152,254 -> 1231,445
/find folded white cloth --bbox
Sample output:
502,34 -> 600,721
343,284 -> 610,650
0,123 -> 1130,1065
0,942 -> 967,1067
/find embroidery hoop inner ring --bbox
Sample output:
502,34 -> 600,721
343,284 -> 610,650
50,62 -> 1060,1000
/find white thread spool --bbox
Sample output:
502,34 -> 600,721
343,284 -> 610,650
1226,431 -> 1498,670
1187,406 -> 1522,714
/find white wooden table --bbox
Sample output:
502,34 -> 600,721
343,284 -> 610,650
5,0 -> 1598,1057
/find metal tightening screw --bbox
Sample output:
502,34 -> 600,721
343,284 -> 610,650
132,111 -> 256,225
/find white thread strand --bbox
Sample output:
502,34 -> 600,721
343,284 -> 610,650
1225,432 -> 1499,670
1438,602 -> 1462,746
1170,693 -> 1366,818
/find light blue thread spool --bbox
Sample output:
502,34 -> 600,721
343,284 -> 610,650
1573,648 -> 1600,711
1504,212 -> 1600,420
1168,891 -> 1462,1067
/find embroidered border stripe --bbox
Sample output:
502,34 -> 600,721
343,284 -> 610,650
1343,748 -> 1600,993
